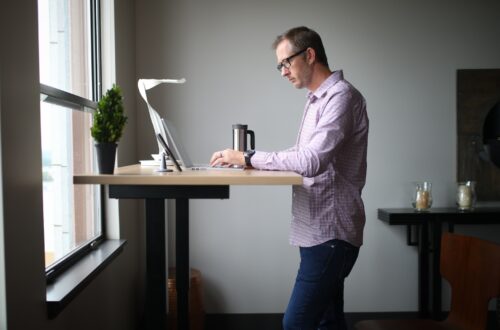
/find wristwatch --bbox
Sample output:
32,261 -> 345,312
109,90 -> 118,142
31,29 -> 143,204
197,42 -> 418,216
244,149 -> 255,167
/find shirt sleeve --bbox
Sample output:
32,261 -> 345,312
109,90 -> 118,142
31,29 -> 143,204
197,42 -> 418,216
250,88 -> 362,177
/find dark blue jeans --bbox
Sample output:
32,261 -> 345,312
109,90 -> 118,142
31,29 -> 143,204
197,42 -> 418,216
283,239 -> 359,330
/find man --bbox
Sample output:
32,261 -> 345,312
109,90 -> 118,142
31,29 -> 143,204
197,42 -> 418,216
210,26 -> 368,330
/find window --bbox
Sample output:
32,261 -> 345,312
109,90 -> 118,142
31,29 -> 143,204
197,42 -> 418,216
38,0 -> 103,276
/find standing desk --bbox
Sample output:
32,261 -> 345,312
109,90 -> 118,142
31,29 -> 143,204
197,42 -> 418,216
74,164 -> 302,330
378,207 -> 500,319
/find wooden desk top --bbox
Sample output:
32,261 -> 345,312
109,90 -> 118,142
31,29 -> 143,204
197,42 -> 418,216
74,164 -> 303,186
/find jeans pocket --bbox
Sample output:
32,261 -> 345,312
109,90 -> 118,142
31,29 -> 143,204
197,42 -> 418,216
297,243 -> 337,283
298,240 -> 359,283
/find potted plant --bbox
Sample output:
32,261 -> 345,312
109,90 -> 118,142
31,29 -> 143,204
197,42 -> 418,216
91,84 -> 128,174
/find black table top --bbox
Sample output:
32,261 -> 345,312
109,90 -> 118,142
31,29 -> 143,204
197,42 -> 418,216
378,207 -> 500,225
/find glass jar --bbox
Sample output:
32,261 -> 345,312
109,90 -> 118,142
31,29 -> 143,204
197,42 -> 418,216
412,181 -> 433,211
456,181 -> 476,211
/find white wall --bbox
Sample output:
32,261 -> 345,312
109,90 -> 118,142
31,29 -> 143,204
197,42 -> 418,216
0,1 -> 142,329
136,0 -> 500,314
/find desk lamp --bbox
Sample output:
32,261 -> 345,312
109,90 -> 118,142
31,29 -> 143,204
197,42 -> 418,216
138,78 -> 186,157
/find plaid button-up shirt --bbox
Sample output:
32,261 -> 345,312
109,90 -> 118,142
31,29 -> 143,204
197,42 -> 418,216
251,71 -> 368,247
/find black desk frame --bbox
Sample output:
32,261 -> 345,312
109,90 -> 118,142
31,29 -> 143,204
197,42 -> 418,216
378,207 -> 500,320
110,185 -> 230,330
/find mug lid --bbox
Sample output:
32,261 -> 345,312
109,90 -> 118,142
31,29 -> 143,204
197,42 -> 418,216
233,124 -> 248,129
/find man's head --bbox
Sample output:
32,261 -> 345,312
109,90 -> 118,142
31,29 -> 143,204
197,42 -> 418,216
273,26 -> 330,90
272,26 -> 329,67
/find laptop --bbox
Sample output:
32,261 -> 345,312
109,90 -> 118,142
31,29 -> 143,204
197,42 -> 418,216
161,118 -> 244,171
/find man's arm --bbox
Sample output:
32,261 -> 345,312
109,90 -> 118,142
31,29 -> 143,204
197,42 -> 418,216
251,89 -> 362,177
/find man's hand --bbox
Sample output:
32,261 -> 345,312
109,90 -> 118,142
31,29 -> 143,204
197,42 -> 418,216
210,149 -> 245,167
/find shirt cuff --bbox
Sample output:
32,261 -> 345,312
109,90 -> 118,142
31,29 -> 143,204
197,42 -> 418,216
249,150 -> 267,169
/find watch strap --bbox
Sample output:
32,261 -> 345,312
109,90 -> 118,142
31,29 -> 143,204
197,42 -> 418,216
244,150 -> 255,166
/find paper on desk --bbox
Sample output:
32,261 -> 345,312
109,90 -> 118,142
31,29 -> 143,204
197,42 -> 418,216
139,158 -> 179,167
137,78 -> 186,156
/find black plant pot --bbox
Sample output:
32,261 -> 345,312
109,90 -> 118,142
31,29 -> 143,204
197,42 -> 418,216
95,143 -> 117,174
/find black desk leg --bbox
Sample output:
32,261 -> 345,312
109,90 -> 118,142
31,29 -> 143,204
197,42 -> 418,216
431,222 -> 442,320
418,222 -> 430,318
145,199 -> 167,330
176,198 -> 190,330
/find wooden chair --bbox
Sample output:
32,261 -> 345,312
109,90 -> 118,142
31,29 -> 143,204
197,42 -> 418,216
355,232 -> 500,330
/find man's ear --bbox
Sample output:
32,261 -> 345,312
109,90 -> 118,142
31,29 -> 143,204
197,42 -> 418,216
306,47 -> 316,65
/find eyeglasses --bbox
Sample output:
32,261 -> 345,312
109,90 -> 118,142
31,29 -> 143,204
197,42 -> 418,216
276,48 -> 307,72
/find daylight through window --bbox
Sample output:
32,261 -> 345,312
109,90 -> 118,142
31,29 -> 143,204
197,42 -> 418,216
38,0 -> 103,270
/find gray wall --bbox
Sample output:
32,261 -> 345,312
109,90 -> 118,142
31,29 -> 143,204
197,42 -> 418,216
135,0 -> 500,313
1,1 -> 47,327
0,61 -> 6,329
2,1 -> 500,329
0,0 -> 142,329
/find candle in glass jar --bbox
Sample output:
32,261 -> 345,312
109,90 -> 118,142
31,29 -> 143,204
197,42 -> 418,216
457,184 -> 472,209
415,189 -> 430,210
412,181 -> 432,211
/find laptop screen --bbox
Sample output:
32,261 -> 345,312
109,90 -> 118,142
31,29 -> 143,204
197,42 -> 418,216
161,118 -> 194,167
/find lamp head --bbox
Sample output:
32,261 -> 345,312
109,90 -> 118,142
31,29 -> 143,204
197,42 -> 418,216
138,78 -> 186,91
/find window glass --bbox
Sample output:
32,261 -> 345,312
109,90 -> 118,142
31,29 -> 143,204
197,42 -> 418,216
38,0 -> 92,99
40,101 -> 101,267
38,0 -> 102,268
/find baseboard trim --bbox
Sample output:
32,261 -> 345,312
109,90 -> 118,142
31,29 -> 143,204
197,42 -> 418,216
205,311 -> 499,330
204,312 -> 419,330
205,313 -> 282,330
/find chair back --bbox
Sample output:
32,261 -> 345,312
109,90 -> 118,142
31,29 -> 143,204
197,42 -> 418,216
440,232 -> 500,330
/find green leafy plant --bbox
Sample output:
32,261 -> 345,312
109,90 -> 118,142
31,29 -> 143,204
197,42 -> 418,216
91,84 -> 128,143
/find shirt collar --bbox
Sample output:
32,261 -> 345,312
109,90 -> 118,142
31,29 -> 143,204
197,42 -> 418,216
307,70 -> 344,102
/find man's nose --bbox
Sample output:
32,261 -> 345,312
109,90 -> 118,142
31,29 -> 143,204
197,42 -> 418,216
281,67 -> 290,77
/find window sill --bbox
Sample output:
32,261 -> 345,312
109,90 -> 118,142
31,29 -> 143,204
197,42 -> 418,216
46,239 -> 127,318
